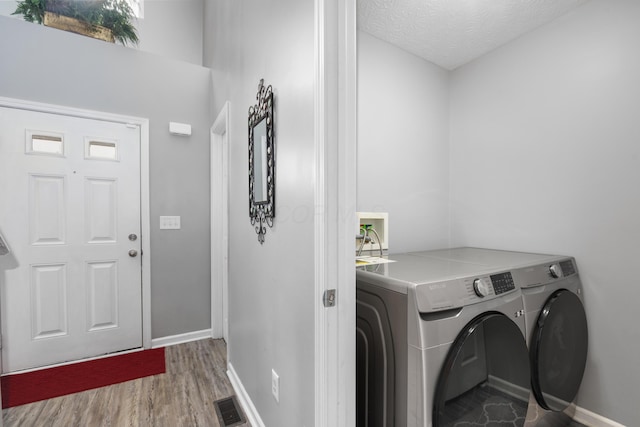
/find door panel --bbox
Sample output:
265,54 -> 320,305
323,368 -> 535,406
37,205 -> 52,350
29,174 -> 67,245
84,177 -> 118,243
86,261 -> 119,331
0,106 -> 142,372
31,263 -> 68,339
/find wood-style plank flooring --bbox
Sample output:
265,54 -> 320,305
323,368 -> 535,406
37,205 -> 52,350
3,339 -> 250,427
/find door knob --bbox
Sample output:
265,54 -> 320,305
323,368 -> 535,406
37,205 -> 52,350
128,249 -> 138,257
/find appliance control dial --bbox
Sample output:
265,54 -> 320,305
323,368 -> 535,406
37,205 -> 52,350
473,278 -> 491,297
549,264 -> 562,279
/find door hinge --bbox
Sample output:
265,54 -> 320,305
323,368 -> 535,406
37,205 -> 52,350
323,289 -> 336,308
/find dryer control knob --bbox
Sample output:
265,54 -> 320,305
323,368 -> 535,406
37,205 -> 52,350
549,264 -> 562,279
473,278 -> 491,297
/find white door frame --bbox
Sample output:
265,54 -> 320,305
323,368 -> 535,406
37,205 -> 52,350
210,102 -> 230,343
0,96 -> 153,350
314,0 -> 357,426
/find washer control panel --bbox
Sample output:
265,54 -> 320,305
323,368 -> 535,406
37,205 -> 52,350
469,271 -> 516,298
490,272 -> 516,295
511,257 -> 578,289
473,278 -> 491,297
548,260 -> 577,279
559,260 -> 576,276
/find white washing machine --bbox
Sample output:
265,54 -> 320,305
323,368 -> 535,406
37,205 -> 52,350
356,250 -> 536,427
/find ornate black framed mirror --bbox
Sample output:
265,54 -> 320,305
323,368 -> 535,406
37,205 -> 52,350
248,79 -> 275,244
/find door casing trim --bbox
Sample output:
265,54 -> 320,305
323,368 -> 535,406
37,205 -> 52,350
0,96 -> 152,350
210,101 -> 230,343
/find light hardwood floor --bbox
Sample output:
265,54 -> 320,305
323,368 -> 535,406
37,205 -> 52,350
3,339 -> 250,427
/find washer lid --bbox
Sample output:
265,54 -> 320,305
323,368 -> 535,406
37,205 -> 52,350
357,254 -> 497,284
357,254 -> 520,311
531,290 -> 588,411
410,247 -> 562,269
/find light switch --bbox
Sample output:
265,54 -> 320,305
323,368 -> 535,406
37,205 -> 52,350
160,216 -> 181,230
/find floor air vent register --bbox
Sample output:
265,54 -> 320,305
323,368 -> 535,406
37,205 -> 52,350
214,396 -> 245,426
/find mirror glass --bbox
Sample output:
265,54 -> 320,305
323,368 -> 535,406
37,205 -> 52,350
253,118 -> 268,204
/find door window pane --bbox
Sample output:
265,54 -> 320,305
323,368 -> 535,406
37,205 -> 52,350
27,131 -> 64,156
86,139 -> 118,160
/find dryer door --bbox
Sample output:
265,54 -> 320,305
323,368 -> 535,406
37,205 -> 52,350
531,289 -> 588,411
433,312 -> 531,427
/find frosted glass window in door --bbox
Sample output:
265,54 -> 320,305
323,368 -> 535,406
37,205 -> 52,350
86,139 -> 118,160
27,131 -> 64,156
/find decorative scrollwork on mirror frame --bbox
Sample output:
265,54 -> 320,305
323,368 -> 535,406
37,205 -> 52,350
248,79 -> 275,244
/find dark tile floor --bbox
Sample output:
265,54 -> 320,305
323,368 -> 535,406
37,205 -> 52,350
525,402 -> 587,427
441,382 -> 587,427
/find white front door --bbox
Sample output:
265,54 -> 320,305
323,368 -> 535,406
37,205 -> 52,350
0,106 -> 143,373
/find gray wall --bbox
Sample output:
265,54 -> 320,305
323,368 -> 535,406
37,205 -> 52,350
357,31 -> 450,253
136,0 -> 204,65
449,0 -> 640,424
204,1 -> 316,426
0,16 -> 212,339
0,0 -> 204,65
0,1 -> 14,16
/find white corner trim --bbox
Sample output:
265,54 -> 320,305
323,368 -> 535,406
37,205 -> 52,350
150,329 -> 213,348
210,101 -> 230,343
140,117 -> 152,350
314,0 -> 357,426
573,405 -> 626,427
227,362 -> 266,427
314,0 -> 329,424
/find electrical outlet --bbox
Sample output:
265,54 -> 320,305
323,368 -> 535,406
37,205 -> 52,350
271,369 -> 280,403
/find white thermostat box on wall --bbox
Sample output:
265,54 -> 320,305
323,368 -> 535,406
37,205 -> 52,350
356,212 -> 389,252
169,122 -> 192,136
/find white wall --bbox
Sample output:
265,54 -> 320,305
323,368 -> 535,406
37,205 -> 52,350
0,16 -> 212,340
204,1 -> 316,426
357,31 -> 450,253
450,0 -> 640,425
0,0 -> 204,65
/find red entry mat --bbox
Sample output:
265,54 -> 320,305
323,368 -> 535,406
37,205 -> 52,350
1,347 -> 166,408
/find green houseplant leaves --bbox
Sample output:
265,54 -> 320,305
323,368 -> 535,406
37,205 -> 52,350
13,0 -> 139,46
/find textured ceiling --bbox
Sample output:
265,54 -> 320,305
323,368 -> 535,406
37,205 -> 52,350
357,0 -> 588,70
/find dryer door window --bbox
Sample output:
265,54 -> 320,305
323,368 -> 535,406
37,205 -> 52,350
433,312 -> 531,427
531,290 -> 588,411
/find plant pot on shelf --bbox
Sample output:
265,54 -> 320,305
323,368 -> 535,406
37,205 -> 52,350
43,11 -> 115,43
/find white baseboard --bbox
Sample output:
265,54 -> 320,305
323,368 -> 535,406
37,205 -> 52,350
487,375 -> 530,402
573,405 -> 626,427
487,375 -> 624,427
150,329 -> 212,348
227,362 -> 265,427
